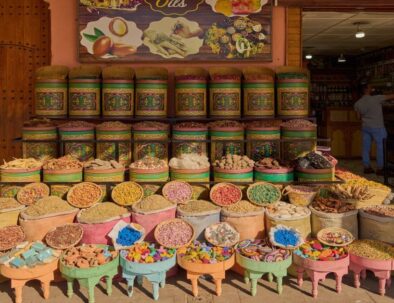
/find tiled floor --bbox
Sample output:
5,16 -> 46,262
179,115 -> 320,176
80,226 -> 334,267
0,159 -> 392,303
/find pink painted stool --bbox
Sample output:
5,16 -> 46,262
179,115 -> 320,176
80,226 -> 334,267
349,253 -> 392,296
294,254 -> 349,298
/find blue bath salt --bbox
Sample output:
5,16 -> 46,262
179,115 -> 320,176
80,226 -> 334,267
274,229 -> 298,246
117,226 -> 142,246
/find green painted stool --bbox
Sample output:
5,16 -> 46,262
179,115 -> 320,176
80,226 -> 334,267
236,252 -> 292,296
59,246 -> 119,303
120,253 -> 176,300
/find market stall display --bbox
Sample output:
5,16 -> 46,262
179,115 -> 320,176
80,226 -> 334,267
0,198 -> 25,228
84,159 -> 125,182
205,222 -> 240,247
269,225 -> 303,249
154,218 -> 194,249
254,157 -> 293,182
0,225 -> 26,251
246,121 -> 281,162
111,181 -> 144,206
177,200 -> 221,241
120,242 -> 176,300
294,240 -> 349,298
77,202 -> 131,245
0,241 -> 59,303
172,123 -> 208,156
45,223 -> 84,250
282,185 -> 318,207
162,181 -> 193,204
43,155 -> 84,183
108,222 -> 145,250
0,158 -> 43,183
16,183 -> 50,206
359,205 -> 394,244
19,196 -> 79,241
67,182 -> 103,208
132,195 -> 176,242
210,182 -> 242,206
348,240 -> 394,296
60,245 -> 119,303
213,154 -> 254,183
317,227 -> 354,247
235,239 -> 292,296
221,200 -> 265,240
247,182 -> 281,206
177,241 -> 235,296
296,151 -> 335,181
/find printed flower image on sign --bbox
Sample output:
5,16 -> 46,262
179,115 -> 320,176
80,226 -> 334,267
80,16 -> 143,59
205,0 -> 268,17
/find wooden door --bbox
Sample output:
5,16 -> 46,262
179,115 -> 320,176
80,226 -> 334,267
0,0 -> 50,161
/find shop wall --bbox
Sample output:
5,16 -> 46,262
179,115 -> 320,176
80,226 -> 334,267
48,0 -> 290,69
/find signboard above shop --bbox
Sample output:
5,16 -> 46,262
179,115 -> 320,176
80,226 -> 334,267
78,0 -> 272,62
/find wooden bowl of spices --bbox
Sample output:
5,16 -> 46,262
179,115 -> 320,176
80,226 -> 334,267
45,223 -> 84,250
154,218 -> 195,249
67,182 -> 103,208
247,182 -> 281,206
17,182 -> 50,206
111,181 -> 144,206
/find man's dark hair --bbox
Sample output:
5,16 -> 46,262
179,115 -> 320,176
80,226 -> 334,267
358,81 -> 369,95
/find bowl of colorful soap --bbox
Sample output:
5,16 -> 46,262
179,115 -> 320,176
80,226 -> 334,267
293,240 -> 349,270
120,242 -> 177,274
269,225 -> 303,249
177,241 -> 235,273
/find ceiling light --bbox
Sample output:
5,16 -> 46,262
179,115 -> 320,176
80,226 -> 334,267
305,54 -> 313,60
338,54 -> 346,63
354,22 -> 367,39
355,31 -> 365,39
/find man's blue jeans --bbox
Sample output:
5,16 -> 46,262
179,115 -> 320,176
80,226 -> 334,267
362,127 -> 387,169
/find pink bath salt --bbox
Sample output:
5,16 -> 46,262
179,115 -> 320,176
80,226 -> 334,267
163,181 -> 192,204
156,220 -> 193,247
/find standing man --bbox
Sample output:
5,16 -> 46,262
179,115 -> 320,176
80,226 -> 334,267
354,82 -> 394,175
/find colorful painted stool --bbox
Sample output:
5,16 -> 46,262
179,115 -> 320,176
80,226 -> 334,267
177,254 -> 235,297
349,253 -> 392,296
0,259 -> 58,303
236,252 -> 292,296
294,254 -> 349,298
59,252 -> 119,303
120,254 -> 176,300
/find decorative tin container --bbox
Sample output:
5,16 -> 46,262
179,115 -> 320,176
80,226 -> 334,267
22,126 -> 58,160
209,67 -> 241,118
210,126 -> 244,161
172,123 -> 208,157
276,67 -> 309,117
69,79 -> 101,117
96,122 -> 132,166
281,125 -> 317,161
246,123 -> 280,161
35,79 -> 68,117
243,67 -> 275,117
102,79 -> 134,117
133,122 -> 169,161
59,123 -> 95,162
175,68 -> 207,117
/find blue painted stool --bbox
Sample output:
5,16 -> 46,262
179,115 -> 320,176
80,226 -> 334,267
120,254 -> 176,300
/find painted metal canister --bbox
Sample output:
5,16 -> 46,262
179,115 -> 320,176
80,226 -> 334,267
276,67 -> 309,117
135,79 -> 167,117
133,122 -> 169,161
69,79 -> 101,117
175,77 -> 207,117
281,125 -> 317,161
246,124 -> 280,161
22,126 -> 58,160
96,122 -> 132,166
35,79 -> 68,117
210,125 -> 244,161
243,67 -> 275,117
102,79 -> 134,117
172,123 -> 208,157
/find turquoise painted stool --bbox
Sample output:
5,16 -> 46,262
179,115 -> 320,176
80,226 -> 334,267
120,253 -> 176,300
236,252 -> 292,296
59,247 -> 119,303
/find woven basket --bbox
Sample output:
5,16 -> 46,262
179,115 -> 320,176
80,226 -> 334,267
67,182 -> 103,208
246,182 -> 281,206
209,182 -> 242,207
204,222 -> 240,247
111,181 -> 144,206
45,223 -> 83,250
316,227 -> 354,247
0,225 -> 26,251
154,218 -> 195,249
162,181 -> 193,205
16,183 -> 50,206
282,185 -> 318,207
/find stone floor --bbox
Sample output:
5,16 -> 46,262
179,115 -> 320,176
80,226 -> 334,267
0,270 -> 392,303
0,160 -> 392,303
